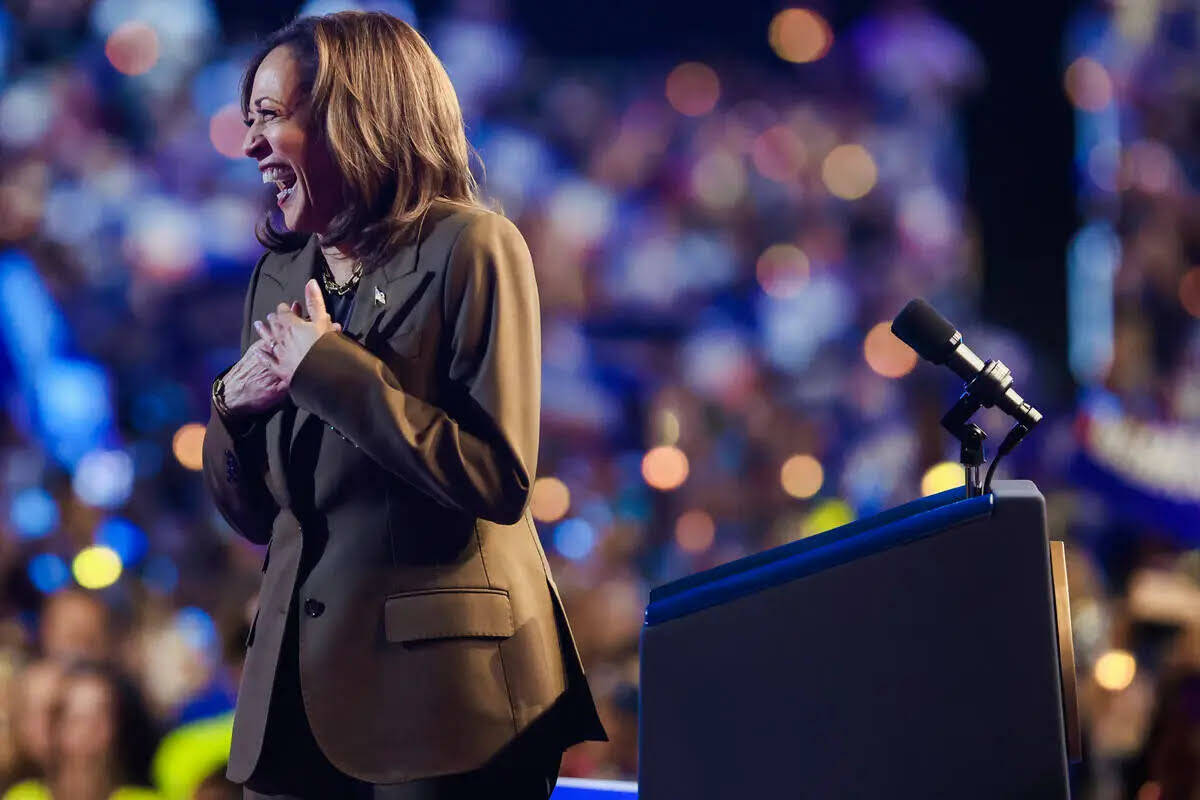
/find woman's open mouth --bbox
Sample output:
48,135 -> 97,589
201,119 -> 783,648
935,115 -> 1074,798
262,167 -> 298,206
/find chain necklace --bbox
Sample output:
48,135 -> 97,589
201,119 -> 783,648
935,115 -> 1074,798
321,259 -> 363,296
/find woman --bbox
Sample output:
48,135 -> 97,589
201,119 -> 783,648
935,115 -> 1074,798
5,661 -> 161,800
200,11 -> 607,799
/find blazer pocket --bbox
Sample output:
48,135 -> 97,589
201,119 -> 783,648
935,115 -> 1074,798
384,587 -> 515,644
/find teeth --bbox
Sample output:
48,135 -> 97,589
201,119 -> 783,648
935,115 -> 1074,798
276,185 -> 295,203
261,167 -> 296,183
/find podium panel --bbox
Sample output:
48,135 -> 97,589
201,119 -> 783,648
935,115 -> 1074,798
640,481 -> 1073,799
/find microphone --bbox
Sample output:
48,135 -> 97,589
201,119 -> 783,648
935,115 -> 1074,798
891,299 -> 1042,429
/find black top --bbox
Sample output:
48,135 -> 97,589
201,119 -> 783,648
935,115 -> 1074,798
314,253 -> 357,328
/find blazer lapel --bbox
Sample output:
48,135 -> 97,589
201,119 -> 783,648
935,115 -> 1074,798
285,234 -> 421,460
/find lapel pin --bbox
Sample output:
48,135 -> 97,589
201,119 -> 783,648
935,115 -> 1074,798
374,286 -> 386,306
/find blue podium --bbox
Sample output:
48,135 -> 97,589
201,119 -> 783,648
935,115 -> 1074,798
640,481 -> 1078,799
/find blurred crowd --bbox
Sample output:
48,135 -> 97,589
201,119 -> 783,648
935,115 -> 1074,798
0,0 -> 1196,797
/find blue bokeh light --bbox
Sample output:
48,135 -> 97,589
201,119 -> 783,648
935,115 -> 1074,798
10,487 -> 58,540
553,518 -> 595,561
96,518 -> 149,566
174,606 -> 219,655
28,553 -> 70,594
72,448 -> 134,508
34,360 -> 115,468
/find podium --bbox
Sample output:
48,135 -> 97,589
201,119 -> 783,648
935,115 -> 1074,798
640,481 -> 1078,799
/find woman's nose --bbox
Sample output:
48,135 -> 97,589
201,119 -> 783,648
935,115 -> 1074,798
242,125 -> 267,159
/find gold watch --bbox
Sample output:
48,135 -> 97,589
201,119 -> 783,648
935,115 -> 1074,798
212,375 -> 232,417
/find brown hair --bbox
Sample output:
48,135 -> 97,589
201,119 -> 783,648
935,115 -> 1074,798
241,12 -> 481,268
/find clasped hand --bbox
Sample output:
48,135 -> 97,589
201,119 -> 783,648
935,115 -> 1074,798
221,279 -> 342,415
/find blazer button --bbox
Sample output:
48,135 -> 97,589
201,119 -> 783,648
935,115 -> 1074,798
304,598 -> 325,617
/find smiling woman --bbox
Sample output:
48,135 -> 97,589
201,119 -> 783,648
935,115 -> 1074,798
200,11 -> 607,800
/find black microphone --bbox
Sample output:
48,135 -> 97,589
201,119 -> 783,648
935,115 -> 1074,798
891,299 -> 1042,429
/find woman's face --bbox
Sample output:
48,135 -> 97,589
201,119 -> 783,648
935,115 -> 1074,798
55,675 -> 115,761
242,45 -> 342,235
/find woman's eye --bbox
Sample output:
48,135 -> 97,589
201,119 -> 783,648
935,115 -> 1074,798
244,110 -> 277,127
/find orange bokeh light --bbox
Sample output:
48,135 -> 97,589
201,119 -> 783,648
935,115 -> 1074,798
530,477 -> 571,523
665,62 -> 720,117
675,510 -> 716,553
209,104 -> 247,159
105,21 -> 159,76
642,446 -> 689,491
1179,268 -> 1200,318
780,454 -> 823,499
822,144 -> 877,200
769,9 -> 833,64
756,243 -> 810,298
863,321 -> 918,378
172,423 -> 205,471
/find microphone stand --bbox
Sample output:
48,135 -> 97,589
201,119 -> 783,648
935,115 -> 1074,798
939,359 -> 1030,497
941,393 -> 987,497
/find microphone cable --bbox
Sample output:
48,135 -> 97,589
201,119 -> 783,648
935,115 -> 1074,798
983,422 -> 1032,494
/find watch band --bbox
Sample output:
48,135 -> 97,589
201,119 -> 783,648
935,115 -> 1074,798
212,375 -> 232,418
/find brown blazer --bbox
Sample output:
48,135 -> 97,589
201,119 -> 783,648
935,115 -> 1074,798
202,203 -> 607,784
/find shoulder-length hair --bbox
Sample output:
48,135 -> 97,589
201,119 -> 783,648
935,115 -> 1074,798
240,12 -> 481,268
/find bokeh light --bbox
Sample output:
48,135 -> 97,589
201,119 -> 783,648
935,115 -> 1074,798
803,498 -> 855,537
863,321 -> 918,378
0,81 -> 54,147
751,125 -> 807,183
665,62 -> 720,117
675,510 -> 716,553
780,454 -> 824,499
1094,649 -> 1137,691
209,103 -> 246,159
530,476 -> 571,523
28,553 -> 70,594
1064,56 -> 1113,112
105,21 -> 159,76
822,144 -> 877,200
174,606 -> 219,655
95,518 -> 149,567
1179,268 -> 1200,318
554,518 -> 595,560
921,461 -> 966,496
10,487 -> 58,540
124,197 -> 204,282
691,149 -> 746,210
172,423 -> 205,471
756,244 -> 810,298
73,545 -> 123,590
73,449 -> 134,508
768,8 -> 833,64
642,446 -> 689,491
1124,139 -> 1177,194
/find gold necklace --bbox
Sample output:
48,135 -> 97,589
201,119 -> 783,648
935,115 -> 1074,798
322,260 -> 363,295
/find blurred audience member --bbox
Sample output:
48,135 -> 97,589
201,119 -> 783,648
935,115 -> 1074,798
40,592 -> 112,665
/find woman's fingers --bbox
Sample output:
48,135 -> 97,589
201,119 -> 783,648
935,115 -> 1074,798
253,320 -> 275,346
304,279 -> 328,322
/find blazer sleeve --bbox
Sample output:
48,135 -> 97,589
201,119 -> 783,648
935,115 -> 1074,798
200,252 -> 280,545
287,212 -> 540,525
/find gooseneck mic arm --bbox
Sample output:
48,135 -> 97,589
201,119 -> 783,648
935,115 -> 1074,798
891,299 -> 1043,496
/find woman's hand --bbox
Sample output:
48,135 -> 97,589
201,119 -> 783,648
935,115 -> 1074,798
222,338 -> 290,415
254,279 -> 342,385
